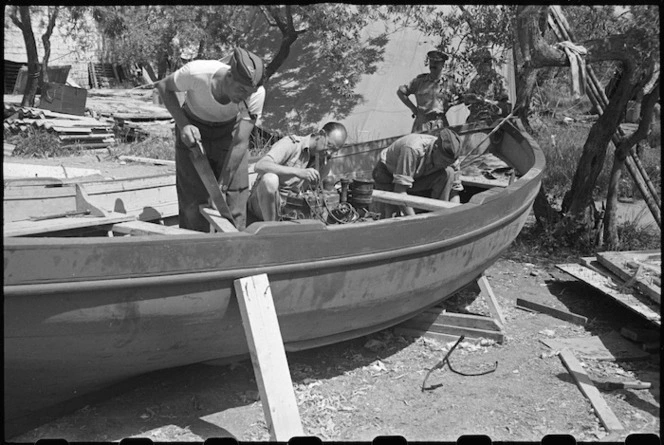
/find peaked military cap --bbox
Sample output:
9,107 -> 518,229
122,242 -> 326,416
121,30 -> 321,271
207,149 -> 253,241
230,47 -> 264,87
427,50 -> 449,63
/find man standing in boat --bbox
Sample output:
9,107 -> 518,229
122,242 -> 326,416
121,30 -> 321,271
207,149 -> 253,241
248,122 -> 348,222
156,47 -> 265,231
397,50 -> 462,133
372,128 -> 462,218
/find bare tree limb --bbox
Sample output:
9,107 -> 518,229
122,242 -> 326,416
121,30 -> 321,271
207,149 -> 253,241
615,79 -> 660,160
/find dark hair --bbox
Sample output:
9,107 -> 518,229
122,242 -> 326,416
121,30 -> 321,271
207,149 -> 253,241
321,121 -> 347,137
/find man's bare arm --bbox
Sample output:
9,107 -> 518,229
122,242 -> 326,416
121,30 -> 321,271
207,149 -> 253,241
155,75 -> 199,146
397,86 -> 418,115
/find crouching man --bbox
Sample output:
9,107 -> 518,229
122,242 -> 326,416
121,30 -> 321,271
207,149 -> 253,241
372,128 -> 461,218
248,122 -> 348,221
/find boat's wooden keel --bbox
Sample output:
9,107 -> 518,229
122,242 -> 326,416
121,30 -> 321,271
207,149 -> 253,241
234,274 -> 304,441
395,274 -> 505,344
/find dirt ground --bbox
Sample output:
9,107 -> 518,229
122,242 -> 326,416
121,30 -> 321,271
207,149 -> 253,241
4,154 -> 660,443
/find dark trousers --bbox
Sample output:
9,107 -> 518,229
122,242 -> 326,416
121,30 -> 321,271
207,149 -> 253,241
175,112 -> 249,232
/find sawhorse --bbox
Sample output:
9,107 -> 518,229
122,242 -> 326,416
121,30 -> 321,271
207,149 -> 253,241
395,273 -> 506,343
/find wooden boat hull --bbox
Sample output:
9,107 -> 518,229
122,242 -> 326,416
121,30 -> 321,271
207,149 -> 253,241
3,173 -> 178,224
4,121 -> 544,433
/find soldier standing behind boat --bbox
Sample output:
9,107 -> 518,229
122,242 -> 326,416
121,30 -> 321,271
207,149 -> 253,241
463,49 -> 511,124
372,128 -> 462,218
155,47 -> 266,231
397,50 -> 462,133
248,122 -> 348,222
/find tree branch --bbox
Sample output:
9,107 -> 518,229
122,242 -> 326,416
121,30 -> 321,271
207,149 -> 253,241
258,5 -> 277,27
615,79 -> 660,159
9,5 -> 23,29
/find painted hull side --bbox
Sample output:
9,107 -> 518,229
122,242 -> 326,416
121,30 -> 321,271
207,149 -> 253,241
4,121 -> 545,426
5,199 -> 531,423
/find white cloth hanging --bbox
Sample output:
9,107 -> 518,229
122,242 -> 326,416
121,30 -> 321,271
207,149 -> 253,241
556,41 -> 588,100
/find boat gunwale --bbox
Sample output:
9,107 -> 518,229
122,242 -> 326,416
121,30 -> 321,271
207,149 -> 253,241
3,188 -> 536,295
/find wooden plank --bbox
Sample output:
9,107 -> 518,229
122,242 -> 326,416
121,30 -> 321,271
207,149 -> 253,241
233,274 -> 304,441
400,319 -> 504,343
619,327 -> 660,343
557,262 -> 661,326
200,206 -> 239,233
515,298 -> 587,326
371,189 -> 462,211
460,175 -> 508,189
420,310 -> 502,332
559,349 -> 624,432
118,155 -> 176,166
596,251 -> 660,305
394,327 -> 461,343
4,212 -> 135,237
112,220 -> 199,236
478,274 -> 506,327
540,332 -> 650,361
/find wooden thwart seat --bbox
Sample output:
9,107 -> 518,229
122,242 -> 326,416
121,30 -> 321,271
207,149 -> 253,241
371,189 -> 463,211
4,212 -> 135,237
200,206 -> 239,233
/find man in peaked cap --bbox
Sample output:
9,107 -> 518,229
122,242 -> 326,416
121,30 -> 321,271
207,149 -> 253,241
397,49 -> 462,133
156,47 -> 265,231
371,127 -> 462,218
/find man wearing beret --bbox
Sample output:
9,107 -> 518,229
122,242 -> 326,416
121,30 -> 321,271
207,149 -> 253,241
156,47 -> 265,231
372,128 -> 462,218
397,50 -> 461,133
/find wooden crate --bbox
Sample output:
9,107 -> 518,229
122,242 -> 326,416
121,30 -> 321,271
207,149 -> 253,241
39,82 -> 87,116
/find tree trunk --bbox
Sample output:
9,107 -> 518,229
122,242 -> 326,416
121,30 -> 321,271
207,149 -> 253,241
603,155 -> 624,250
262,5 -> 305,81
40,7 -> 59,91
17,7 -> 41,107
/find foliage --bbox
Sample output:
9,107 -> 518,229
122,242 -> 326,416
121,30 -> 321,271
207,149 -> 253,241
613,208 -> 661,251
5,128 -> 81,158
110,136 -> 175,161
89,4 -> 401,96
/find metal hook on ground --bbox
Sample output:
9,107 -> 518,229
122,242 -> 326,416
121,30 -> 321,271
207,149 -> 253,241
421,335 -> 498,392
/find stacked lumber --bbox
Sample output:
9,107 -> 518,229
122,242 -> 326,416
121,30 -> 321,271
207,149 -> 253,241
4,104 -> 116,149
113,114 -> 174,142
557,250 -> 661,327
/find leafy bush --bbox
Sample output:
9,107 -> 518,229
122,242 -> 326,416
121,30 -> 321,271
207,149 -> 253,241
111,135 -> 175,160
613,209 -> 661,251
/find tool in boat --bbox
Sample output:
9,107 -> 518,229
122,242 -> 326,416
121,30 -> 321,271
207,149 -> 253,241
30,209 -> 91,221
190,140 -> 236,227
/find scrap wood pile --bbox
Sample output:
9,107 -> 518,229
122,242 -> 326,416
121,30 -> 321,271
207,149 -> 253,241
557,250 -> 661,328
85,90 -> 174,143
4,104 -> 117,150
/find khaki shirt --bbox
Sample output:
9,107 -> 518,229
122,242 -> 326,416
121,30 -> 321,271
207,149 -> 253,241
403,71 -> 460,115
379,134 -> 450,188
257,135 -> 315,195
